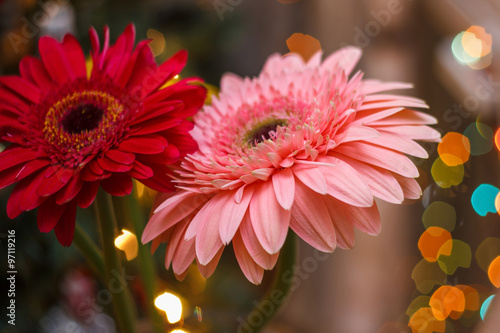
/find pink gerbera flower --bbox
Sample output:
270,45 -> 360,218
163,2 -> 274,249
142,47 -> 440,284
0,25 -> 206,246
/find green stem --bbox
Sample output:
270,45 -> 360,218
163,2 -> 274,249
115,191 -> 164,332
73,223 -> 105,280
249,232 -> 297,333
94,189 -> 138,333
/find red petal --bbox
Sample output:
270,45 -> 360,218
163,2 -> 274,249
89,160 -> 105,175
16,159 -> 51,180
126,42 -> 156,97
132,100 -> 181,125
102,24 -> 135,77
76,181 -> 100,208
97,155 -> 133,172
105,149 -> 135,165
0,164 -> 25,189
136,144 -> 179,164
39,36 -> 75,84
0,76 -> 41,103
138,168 -> 175,192
163,133 -> 197,157
56,175 -> 84,205
37,197 -> 65,233
116,40 -> 150,87
27,56 -> 52,90
139,50 -> 187,95
130,116 -> 182,136
128,160 -> 153,179
100,173 -> 133,196
118,135 -> 168,154
21,171 -> 48,211
37,167 -> 74,197
54,204 -> 77,247
0,147 -> 37,173
61,34 -> 86,78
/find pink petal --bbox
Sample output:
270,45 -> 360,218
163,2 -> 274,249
369,109 -> 437,126
336,125 -> 380,145
394,174 -> 422,199
335,154 -> 403,204
380,125 -> 442,142
315,155 -> 373,207
321,46 -> 362,75
292,165 -> 327,195
233,231 -> 265,284
349,203 -> 381,235
365,131 -> 429,158
197,247 -> 225,279
143,192 -> 207,243
290,180 -> 336,252
272,168 -> 295,210
335,142 -> 419,178
219,186 -> 254,244
361,81 -> 413,94
193,193 -> 227,265
249,181 -> 291,254
171,233 -> 196,276
240,213 -> 279,270
322,196 -> 356,249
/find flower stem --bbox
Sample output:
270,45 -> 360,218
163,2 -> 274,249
73,223 -> 105,280
114,189 -> 164,332
249,232 -> 297,333
94,189 -> 138,333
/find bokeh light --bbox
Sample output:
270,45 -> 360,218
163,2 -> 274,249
418,227 -> 452,262
438,132 -> 470,166
464,26 -> 492,57
480,295 -> 495,321
114,229 -> 138,261
494,127 -> 500,152
194,306 -> 203,322
407,296 -> 431,318
456,285 -> 480,312
155,292 -> 183,324
431,157 -> 464,188
475,237 -> 500,272
430,286 -> 465,321
147,28 -> 166,57
408,307 -> 446,333
452,26 -> 493,69
286,33 -> 321,61
487,256 -> 500,288
464,122 -> 493,156
437,240 -> 471,275
471,184 -> 500,216
169,330 -> 188,333
422,201 -> 456,232
496,192 -> 500,216
412,259 -> 447,294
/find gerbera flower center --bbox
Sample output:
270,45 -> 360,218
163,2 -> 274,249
41,83 -> 132,167
245,119 -> 287,146
61,102 -> 104,134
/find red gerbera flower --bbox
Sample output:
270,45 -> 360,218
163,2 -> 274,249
0,24 -> 206,246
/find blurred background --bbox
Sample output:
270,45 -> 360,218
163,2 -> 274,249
0,0 -> 499,332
